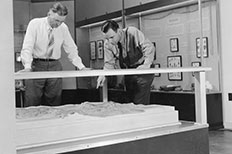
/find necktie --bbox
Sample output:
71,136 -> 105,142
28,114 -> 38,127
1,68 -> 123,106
47,28 -> 54,57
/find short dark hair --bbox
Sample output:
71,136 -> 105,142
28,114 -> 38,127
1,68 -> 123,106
101,20 -> 119,33
50,2 -> 68,16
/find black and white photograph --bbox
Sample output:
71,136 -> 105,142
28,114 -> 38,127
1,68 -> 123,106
1,1 -> 231,154
97,40 -> 104,59
196,37 -> 209,58
170,38 -> 179,52
90,41 -> 96,60
167,55 -> 182,80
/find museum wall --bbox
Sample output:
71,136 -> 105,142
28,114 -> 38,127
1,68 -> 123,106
75,0 -> 158,22
79,1 -> 220,92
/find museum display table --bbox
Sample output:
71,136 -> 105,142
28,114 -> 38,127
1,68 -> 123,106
15,67 -> 211,154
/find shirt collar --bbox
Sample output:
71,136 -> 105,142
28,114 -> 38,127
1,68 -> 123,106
119,29 -> 126,44
45,17 -> 53,31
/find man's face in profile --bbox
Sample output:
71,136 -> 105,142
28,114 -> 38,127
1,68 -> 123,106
48,11 -> 66,28
104,28 -> 120,45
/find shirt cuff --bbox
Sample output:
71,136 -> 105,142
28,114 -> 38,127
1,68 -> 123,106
78,64 -> 85,70
24,63 -> 31,69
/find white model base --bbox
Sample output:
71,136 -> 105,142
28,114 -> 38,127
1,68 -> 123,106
16,104 -> 179,150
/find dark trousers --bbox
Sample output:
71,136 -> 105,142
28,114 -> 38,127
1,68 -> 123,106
24,60 -> 62,107
124,74 -> 154,105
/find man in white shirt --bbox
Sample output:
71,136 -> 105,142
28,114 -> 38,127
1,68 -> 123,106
21,2 -> 88,107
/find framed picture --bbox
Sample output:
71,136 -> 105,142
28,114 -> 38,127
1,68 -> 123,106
170,38 -> 179,52
153,42 -> 156,60
167,55 -> 182,81
196,37 -> 208,58
97,40 -> 104,59
154,63 -> 161,77
191,61 -> 201,76
89,41 -> 96,60
15,52 -> 21,62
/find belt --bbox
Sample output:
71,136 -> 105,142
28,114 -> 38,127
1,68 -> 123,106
33,58 -> 58,62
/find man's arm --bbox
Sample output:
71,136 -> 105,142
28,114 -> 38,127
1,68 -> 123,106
21,19 -> 36,70
130,27 -> 155,69
103,40 -> 119,70
62,24 -> 86,70
96,40 -> 118,88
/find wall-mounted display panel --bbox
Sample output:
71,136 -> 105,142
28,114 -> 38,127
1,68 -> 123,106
196,37 -> 208,58
97,40 -> 104,60
170,38 -> 179,52
153,42 -> 156,60
167,55 -> 182,81
90,41 -> 96,60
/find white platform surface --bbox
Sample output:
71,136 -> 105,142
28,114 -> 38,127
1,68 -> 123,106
16,104 -> 179,150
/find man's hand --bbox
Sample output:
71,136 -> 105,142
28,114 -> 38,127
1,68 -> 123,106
80,67 -> 92,71
17,68 -> 32,73
15,80 -> 24,90
137,64 -> 150,69
96,76 -> 105,89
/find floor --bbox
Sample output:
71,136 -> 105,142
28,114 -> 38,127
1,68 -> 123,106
209,129 -> 232,154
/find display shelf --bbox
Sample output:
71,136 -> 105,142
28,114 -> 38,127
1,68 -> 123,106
15,67 -> 211,79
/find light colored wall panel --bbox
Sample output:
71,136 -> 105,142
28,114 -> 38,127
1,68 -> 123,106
75,0 -> 158,22
219,0 -> 232,129
76,0 -> 122,22
0,0 -> 16,153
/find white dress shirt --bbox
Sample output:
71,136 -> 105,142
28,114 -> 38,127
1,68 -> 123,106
21,17 -> 85,70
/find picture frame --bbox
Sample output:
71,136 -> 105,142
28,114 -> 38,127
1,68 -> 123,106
97,40 -> 104,59
154,63 -> 161,77
167,55 -> 182,81
191,61 -> 201,76
196,37 -> 208,58
15,52 -> 21,62
170,38 -> 179,52
89,41 -> 96,60
153,42 -> 156,60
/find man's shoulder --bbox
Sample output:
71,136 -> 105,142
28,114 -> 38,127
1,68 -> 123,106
29,17 -> 45,26
126,26 -> 138,31
57,22 -> 68,31
30,17 -> 45,22
124,26 -> 140,34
